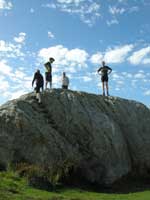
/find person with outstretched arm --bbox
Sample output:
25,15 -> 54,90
97,61 -> 112,96
32,69 -> 44,104
44,57 -> 55,89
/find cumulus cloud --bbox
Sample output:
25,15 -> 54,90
104,44 -> 134,63
0,0 -> 12,10
66,48 -> 88,63
38,45 -> 89,73
90,44 -> 135,64
128,46 -> 150,65
90,52 -> 103,64
14,32 -> 26,43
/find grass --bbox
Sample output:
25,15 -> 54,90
0,171 -> 150,200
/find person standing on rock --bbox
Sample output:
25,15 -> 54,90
32,69 -> 44,104
97,61 -> 112,96
44,57 -> 55,89
62,72 -> 69,89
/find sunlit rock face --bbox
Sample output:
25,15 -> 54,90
0,89 -> 150,185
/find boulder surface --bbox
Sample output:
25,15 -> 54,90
0,89 -> 150,185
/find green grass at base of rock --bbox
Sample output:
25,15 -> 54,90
0,171 -> 150,200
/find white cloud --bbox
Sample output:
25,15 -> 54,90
48,31 -> 55,39
104,44 -> 134,63
10,90 -> 27,100
116,80 -> 124,85
0,40 -> 24,58
134,73 -> 145,79
43,1 -> 101,26
144,90 -> 150,96
111,73 -> 120,80
106,18 -> 119,26
14,32 -> 26,43
38,45 -> 68,63
12,70 -> 27,79
0,60 -> 12,75
142,58 -> 150,64
0,0 -> 12,10
43,3 -> 56,9
90,52 -> 103,64
82,76 -> 92,82
57,0 -> 85,4
109,6 -> 125,15
66,48 -> 88,64
128,46 -> 150,65
0,75 -> 9,90
0,60 -> 33,103
38,45 -> 89,73
122,72 -> 133,78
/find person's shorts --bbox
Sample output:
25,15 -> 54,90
62,85 -> 68,89
45,72 -> 52,82
101,75 -> 108,82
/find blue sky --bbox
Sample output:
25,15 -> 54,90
0,0 -> 150,106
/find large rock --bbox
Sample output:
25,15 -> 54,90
0,89 -> 150,185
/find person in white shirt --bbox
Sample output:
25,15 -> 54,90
62,72 -> 69,89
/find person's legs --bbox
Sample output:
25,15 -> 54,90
45,81 -> 48,89
102,81 -> 105,96
50,81 -> 52,89
45,72 -> 52,89
36,85 -> 42,103
45,73 -> 48,89
106,81 -> 109,96
101,76 -> 105,96
49,75 -> 52,89
37,93 -> 41,103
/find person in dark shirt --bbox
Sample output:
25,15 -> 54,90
32,69 -> 44,103
44,57 -> 55,89
97,61 -> 112,96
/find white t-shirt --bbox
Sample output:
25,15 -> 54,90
62,76 -> 69,86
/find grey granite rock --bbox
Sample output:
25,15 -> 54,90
0,89 -> 150,185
